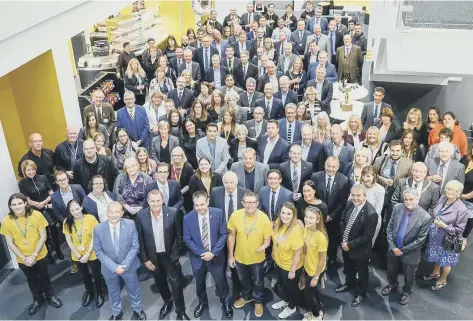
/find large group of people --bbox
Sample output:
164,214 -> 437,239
2,1 -> 472,321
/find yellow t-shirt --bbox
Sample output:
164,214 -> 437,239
0,210 -> 48,263
63,214 -> 99,261
227,209 -> 273,265
303,228 -> 328,276
273,224 -> 305,271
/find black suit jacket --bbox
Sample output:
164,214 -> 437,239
255,97 -> 284,120
234,63 -> 259,89
377,122 -> 402,144
306,79 -> 333,114
205,66 -> 229,86
221,57 -> 241,75
193,46 -> 219,76
169,162 -> 194,189
168,88 -> 195,111
169,57 -> 183,72
239,91 -> 264,110
292,140 -> 324,172
143,180 -> 184,209
257,135 -> 290,169
136,206 -> 182,264
273,90 -> 299,107
188,173 -> 223,198
231,40 -> 254,58
322,30 -> 344,54
257,72 -> 283,92
311,171 -> 350,221
229,137 -> 258,163
303,51 -> 319,71
340,201 -> 378,260
209,186 -> 249,220
279,160 -> 312,193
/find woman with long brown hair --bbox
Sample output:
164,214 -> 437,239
286,57 -> 306,98
209,89 -> 225,120
79,112 -> 110,146
401,128 -> 424,162
419,106 -> 442,148
124,58 -> 148,105
136,147 -> 157,180
93,133 -> 112,158
218,108 -> 237,143
188,157 -> 223,196
164,35 -> 177,60
197,81 -> 213,107
190,100 -> 214,132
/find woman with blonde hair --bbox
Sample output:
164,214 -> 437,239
150,120 -> 180,164
304,86 -> 322,125
218,108 -> 237,143
343,114 -> 366,148
148,67 -> 174,96
361,126 -> 389,165
360,165 -> 385,245
313,111 -> 331,144
302,206 -> 328,321
271,202 -> 304,319
347,147 -> 371,186
79,112 -> 110,146
93,133 -> 112,158
112,128 -> 139,170
263,37 -> 277,61
124,58 -> 148,105
209,89 -> 225,120
220,91 -> 247,124
170,147 -> 195,211
286,57 -> 306,98
403,108 -> 423,144
143,90 -> 166,140
181,69 -> 197,91
157,56 -> 177,84
136,147 -> 157,180
229,124 -> 258,163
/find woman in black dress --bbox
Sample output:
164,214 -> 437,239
170,147 -> 195,212
401,128 -> 424,162
18,160 -> 63,262
218,108 -> 237,143
180,118 -> 205,169
295,181 -> 328,221
286,57 -> 306,100
419,106 -> 442,149
168,108 -> 184,137
188,157 -> 223,197
189,100 -> 214,133
164,35 -> 177,60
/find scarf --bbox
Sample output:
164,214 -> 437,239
115,140 -> 135,169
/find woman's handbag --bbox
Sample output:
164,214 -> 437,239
443,234 -> 463,253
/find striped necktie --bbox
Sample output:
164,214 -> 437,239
343,206 -> 359,241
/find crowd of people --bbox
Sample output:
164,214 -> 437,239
1,1 -> 472,321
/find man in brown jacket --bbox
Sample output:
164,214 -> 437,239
83,88 -> 116,140
336,34 -> 363,83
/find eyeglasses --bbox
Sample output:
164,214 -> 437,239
243,201 -> 258,205
157,171 -> 168,174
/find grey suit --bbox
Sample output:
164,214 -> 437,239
244,119 -> 268,140
230,161 -> 269,194
178,61 -> 202,82
360,101 -> 392,131
391,177 -> 440,213
218,105 -> 247,124
239,91 -> 264,110
323,140 -> 355,176
277,53 -> 298,73
386,204 -> 431,294
425,158 -> 465,193
218,85 -> 244,96
93,219 -> 142,316
150,135 -> 180,163
196,136 -> 231,175
304,34 -> 331,60
375,156 -> 413,190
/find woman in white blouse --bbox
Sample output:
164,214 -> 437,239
82,175 -> 115,223
360,165 -> 385,246
143,90 -> 166,140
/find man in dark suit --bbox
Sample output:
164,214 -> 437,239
250,28 -> 266,54
258,169 -> 293,222
323,124 -> 355,176
232,30 -> 253,58
135,190 -> 190,320
391,162 -> 441,213
83,88 -> 116,138
240,3 -> 260,31
335,185 -> 378,307
168,77 -> 194,111
193,34 -> 219,77
255,83 -> 284,120
258,16 -> 273,38
274,32 -> 298,57
246,21 -> 259,41
306,7 -> 328,32
116,91 -> 150,148
274,76 -> 298,107
239,79 -> 264,112
169,47 -> 185,74
311,157 -> 350,265
178,49 -> 201,82
234,51 -> 258,90
257,120 -> 290,169
360,87 -> 391,131
337,34 -> 363,83
383,188 -> 432,305
143,162 -> 184,209
278,103 -> 303,144
279,145 -> 312,197
211,30 -> 228,59
183,191 -> 232,318
290,19 -> 311,55
51,171 -> 86,222
306,67 -> 334,114
221,46 -> 240,75
181,36 -> 197,55
323,20 -> 344,70
294,124 -> 324,172
244,107 -> 267,139
307,51 -> 338,83
230,148 -> 269,194
205,54 -> 229,87
209,171 -> 248,221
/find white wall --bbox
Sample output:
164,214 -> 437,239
214,0 -> 247,22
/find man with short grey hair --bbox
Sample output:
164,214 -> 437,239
231,148 -> 269,194
277,43 -> 297,74
383,187 -> 431,305
426,141 -> 465,193
179,49 -> 201,82
274,76 -> 298,107
116,91 -> 150,148
239,77 -> 263,110
235,50 -> 258,90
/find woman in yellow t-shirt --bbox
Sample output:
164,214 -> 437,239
63,200 -> 103,308
271,202 -> 304,319
302,206 -> 328,321
0,193 -> 62,315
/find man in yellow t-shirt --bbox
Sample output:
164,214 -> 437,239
227,191 -> 273,318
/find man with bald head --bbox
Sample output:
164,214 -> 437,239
54,127 -> 84,179
257,61 -> 283,93
274,76 -> 298,107
211,29 -> 228,58
392,162 -> 441,212
323,124 -> 355,176
19,133 -> 56,187
231,148 -> 269,194
210,171 -> 249,222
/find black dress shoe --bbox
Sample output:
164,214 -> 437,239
46,295 -> 62,308
223,304 -> 233,318
400,293 -> 411,305
28,300 -> 44,315
381,284 -> 398,296
176,312 -> 190,320
138,272 -> 150,282
82,291 -> 94,307
133,310 -> 147,320
96,292 -> 105,308
109,311 -> 123,320
194,303 -> 207,318
351,295 -> 364,307
335,284 -> 351,293
159,302 -> 173,319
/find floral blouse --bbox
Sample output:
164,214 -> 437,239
121,173 -> 147,207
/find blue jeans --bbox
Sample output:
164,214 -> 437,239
235,261 -> 265,303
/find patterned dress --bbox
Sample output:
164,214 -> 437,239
426,225 -> 460,267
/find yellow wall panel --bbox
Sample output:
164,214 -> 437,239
158,0 -> 196,42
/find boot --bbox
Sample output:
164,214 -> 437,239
95,277 -> 105,308
82,291 -> 94,307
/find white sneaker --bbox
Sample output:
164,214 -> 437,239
303,311 -> 313,319
278,306 -> 296,319
271,300 -> 288,310
316,311 -> 324,320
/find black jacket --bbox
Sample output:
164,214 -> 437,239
124,74 -> 149,96
188,173 -> 223,198
54,140 -> 84,172
72,155 -> 118,193
229,137 -> 258,164
18,149 -> 55,187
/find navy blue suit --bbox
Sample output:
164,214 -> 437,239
209,186 -> 248,221
183,208 -> 230,305
193,46 -> 219,77
257,186 -> 292,221
278,119 -> 303,143
116,105 -> 150,149
232,40 -> 254,58
274,90 -> 299,107
51,184 -> 86,221
142,180 -> 184,210
292,140 -> 325,172
257,135 -> 290,169
255,97 -> 284,120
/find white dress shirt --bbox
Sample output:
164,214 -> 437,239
263,136 -> 278,163
325,173 -> 335,192
151,210 -> 166,253
301,142 -> 311,161
198,212 -> 211,249
269,75 -> 279,92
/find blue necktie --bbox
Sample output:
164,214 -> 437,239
113,226 -> 119,255
205,48 -> 209,70
390,161 -> 397,178
330,33 -> 335,53
396,211 -> 411,247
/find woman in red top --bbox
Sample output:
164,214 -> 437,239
429,111 -> 467,156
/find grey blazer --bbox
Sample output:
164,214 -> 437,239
230,161 -> 269,195
387,203 -> 432,265
425,157 -> 465,193
196,136 -> 231,175
277,53 -> 298,73
391,177 -> 441,213
79,124 -> 110,147
374,156 -> 413,189
360,101 -> 392,131
150,135 -> 180,163
218,105 -> 248,124
305,34 -> 331,59
178,61 -> 202,82
245,119 -> 268,139
219,85 -> 244,96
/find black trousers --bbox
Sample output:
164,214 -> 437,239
134,94 -> 145,106
303,270 -> 324,315
151,252 -> 185,313
463,217 -> 473,238
19,257 -> 54,302
331,54 -> 338,71
193,260 -> 230,305
275,264 -> 302,309
386,253 -> 417,294
326,220 -> 340,263
76,259 -> 102,292
342,251 -> 369,296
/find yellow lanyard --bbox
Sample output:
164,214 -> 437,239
466,161 -> 473,174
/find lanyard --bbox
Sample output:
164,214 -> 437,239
244,213 -> 259,239
276,225 -> 292,247
225,130 -> 231,141
95,194 -> 109,208
15,216 -> 28,239
67,142 -> 79,160
172,166 -> 181,183
73,217 -> 85,244
466,161 -> 473,174
438,199 -> 456,217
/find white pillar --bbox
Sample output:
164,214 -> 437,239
51,43 -> 83,129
